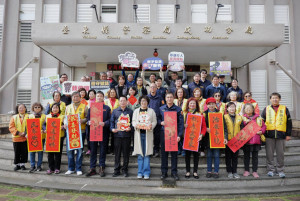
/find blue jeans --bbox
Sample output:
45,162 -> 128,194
30,139 -> 45,168
207,148 -> 220,173
66,147 -> 83,172
137,133 -> 150,177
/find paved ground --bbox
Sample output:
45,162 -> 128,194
0,185 -> 299,201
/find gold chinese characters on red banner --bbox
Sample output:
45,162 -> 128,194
183,114 -> 203,152
67,114 -> 82,150
208,113 -> 225,148
164,111 -> 178,151
90,102 -> 103,141
45,118 -> 61,152
27,118 -> 43,152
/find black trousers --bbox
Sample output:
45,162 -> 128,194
114,137 -> 131,173
160,131 -> 178,175
13,141 -> 28,165
185,150 -> 200,173
243,150 -> 258,172
48,137 -> 64,171
153,125 -> 161,153
225,146 -> 239,173
108,131 -> 114,152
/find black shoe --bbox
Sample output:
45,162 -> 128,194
171,173 -> 179,181
206,172 -> 212,178
36,166 -> 42,172
185,172 -> 190,179
153,152 -> 160,158
14,165 -> 21,171
213,173 -> 219,178
193,173 -> 199,179
99,167 -> 105,177
123,172 -> 129,177
29,167 -> 36,173
20,166 -> 26,170
112,172 -> 120,177
160,173 -> 168,180
85,169 -> 96,177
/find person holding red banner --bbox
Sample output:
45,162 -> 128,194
261,92 -> 292,178
242,103 -> 266,178
64,91 -> 88,176
104,88 -> 120,154
132,95 -> 157,180
224,102 -> 244,179
78,88 -> 88,106
85,91 -> 111,177
183,98 -> 207,179
45,103 -> 65,174
85,89 -> 97,155
28,102 -> 46,173
204,97 -> 228,179
45,91 -> 66,115
9,104 -> 29,171
110,96 -> 133,177
158,92 -> 184,181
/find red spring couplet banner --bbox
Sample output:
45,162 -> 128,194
164,111 -> 178,152
208,113 -> 225,148
27,118 -> 43,152
128,95 -> 138,106
90,102 -> 103,141
227,121 -> 261,153
183,114 -> 203,152
67,114 -> 82,150
45,118 -> 61,152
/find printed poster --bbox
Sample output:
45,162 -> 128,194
62,81 -> 90,95
168,52 -> 184,72
118,51 -> 139,68
90,80 -> 110,97
210,61 -> 231,76
142,57 -> 164,70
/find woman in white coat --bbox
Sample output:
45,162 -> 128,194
132,95 -> 157,180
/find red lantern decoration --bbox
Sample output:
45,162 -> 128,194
153,48 -> 158,57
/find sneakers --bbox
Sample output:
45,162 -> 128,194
200,152 -> 205,157
29,167 -> 36,173
77,171 -> 83,176
252,172 -> 259,178
20,165 -> 26,170
206,172 -> 212,178
65,170 -> 75,175
46,170 -> 54,175
144,175 -> 150,180
14,165 -> 21,171
227,173 -> 233,178
36,166 -> 42,172
213,173 -> 219,179
137,175 -> 143,179
85,169 -> 96,177
54,169 -> 60,174
233,173 -> 240,179
243,171 -> 250,177
278,172 -> 286,178
267,171 -> 274,177
86,150 -> 91,155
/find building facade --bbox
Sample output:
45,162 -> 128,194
0,0 -> 299,120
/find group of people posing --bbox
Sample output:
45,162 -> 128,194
9,65 -> 292,181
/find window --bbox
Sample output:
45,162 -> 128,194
191,4 -> 207,24
43,4 -> 60,23
157,4 -> 174,23
251,70 -> 267,111
17,68 -> 32,110
77,4 -> 93,22
0,5 -> 4,43
19,4 -> 35,42
276,70 -> 293,111
249,5 -> 265,24
274,5 -> 290,43
134,4 -> 150,23
216,4 -> 232,23
101,4 -> 117,23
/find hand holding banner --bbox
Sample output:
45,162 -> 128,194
208,113 -> 225,148
27,118 -> 43,152
183,114 -> 203,152
90,102 -> 103,141
66,114 -> 82,150
227,121 -> 261,153
164,111 -> 178,151
45,118 -> 61,152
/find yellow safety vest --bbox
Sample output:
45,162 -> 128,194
265,105 -> 287,132
217,102 -> 226,114
224,114 -> 243,140
65,103 -> 87,130
104,98 -> 119,113
174,99 -> 188,112
49,101 -> 66,115
198,98 -> 206,114
29,114 -> 46,139
226,102 -> 243,114
183,111 -> 201,123
46,114 -> 65,138
12,114 -> 29,139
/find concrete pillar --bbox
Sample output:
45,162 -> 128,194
207,0 -> 216,24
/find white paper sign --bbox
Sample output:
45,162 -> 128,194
62,81 -> 90,95
168,52 -> 184,72
118,51 -> 140,68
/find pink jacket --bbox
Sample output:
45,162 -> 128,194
243,114 -> 266,145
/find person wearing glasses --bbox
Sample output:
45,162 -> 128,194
28,102 -> 46,173
240,91 -> 260,116
199,69 -> 211,91
204,92 -> 226,114
45,91 -> 66,115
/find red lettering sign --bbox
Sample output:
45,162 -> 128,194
164,111 -> 178,151
227,121 -> 261,153
208,113 -> 225,148
183,114 -> 203,152
67,114 -> 82,150
90,102 -> 103,141
27,118 -> 43,152
45,118 -> 61,152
